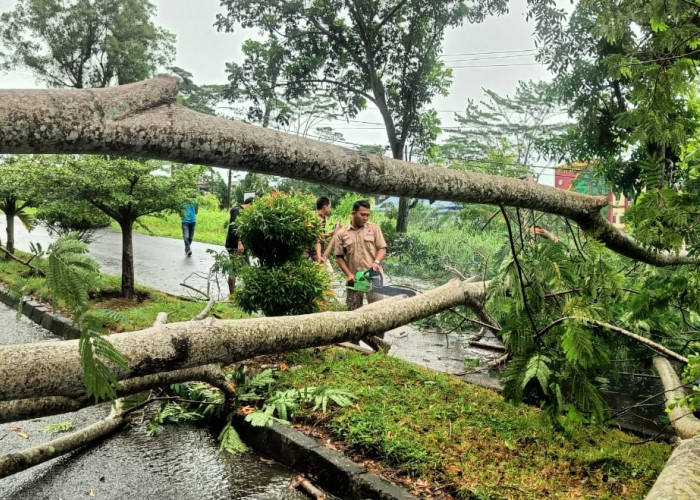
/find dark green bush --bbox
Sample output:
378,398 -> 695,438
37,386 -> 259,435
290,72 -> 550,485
235,192 -> 321,266
236,259 -> 331,316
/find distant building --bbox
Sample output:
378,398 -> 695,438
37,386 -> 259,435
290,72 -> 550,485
554,163 -> 630,228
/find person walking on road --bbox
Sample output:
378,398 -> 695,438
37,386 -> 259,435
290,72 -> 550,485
181,200 -> 198,257
334,199 -> 387,311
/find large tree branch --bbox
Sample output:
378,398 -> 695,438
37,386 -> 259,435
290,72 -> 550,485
645,356 -> 700,499
0,363 -> 227,424
652,356 -> 700,439
0,402 -> 130,479
0,77 -> 693,266
0,279 -> 487,402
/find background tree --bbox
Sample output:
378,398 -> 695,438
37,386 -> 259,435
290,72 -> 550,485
167,66 -> 226,116
215,0 -> 509,233
0,155 -> 41,255
0,0 -> 175,88
537,0 -> 700,201
223,36 -> 293,128
232,172 -> 271,205
44,155 -> 203,298
442,80 -> 569,178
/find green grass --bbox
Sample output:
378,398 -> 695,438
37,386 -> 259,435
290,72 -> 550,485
0,250 -> 250,332
276,348 -> 670,500
114,209 -> 230,245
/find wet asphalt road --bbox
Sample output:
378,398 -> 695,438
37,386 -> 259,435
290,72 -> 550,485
0,298 -> 312,500
0,217 -> 226,298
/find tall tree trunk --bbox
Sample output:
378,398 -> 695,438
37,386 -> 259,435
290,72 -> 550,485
396,197 -> 410,233
5,209 -> 15,255
120,219 -> 135,299
389,140 -> 410,233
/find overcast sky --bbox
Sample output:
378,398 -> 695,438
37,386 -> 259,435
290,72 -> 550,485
0,0 -> 569,184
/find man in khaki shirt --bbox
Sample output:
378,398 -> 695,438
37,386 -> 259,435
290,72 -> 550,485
334,200 -> 387,310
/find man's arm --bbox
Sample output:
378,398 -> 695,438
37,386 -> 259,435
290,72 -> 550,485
371,247 -> 386,272
336,256 -> 354,281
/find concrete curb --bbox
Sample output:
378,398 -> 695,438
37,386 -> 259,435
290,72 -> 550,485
0,286 -> 81,339
2,285 -> 416,499
233,414 -> 417,500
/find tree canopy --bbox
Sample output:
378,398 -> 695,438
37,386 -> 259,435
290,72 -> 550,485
215,0 -> 511,232
0,0 -> 175,88
42,155 -> 203,298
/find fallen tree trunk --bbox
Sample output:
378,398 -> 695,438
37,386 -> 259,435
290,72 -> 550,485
644,357 -> 700,498
0,279 -> 486,402
0,364 -> 227,424
0,77 -> 692,267
652,356 -> 700,439
0,402 -> 129,479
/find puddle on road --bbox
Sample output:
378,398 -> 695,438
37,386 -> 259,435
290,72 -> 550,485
383,325 -> 504,392
0,302 -> 324,500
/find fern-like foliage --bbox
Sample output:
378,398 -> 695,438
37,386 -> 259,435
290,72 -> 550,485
521,353 -> 552,396
80,328 -> 130,402
263,388 -> 299,422
43,233 -> 130,403
45,232 -> 101,322
6,276 -> 30,319
245,410 -> 290,427
146,402 -> 203,436
218,419 -> 248,453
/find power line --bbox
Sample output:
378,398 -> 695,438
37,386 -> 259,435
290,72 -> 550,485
446,62 -> 543,69
441,53 -> 538,64
440,49 -> 539,57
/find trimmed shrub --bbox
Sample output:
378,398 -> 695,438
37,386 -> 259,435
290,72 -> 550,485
236,259 -> 330,316
235,192 -> 321,266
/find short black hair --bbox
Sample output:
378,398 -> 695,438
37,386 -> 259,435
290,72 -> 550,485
316,196 -> 331,210
243,197 -> 255,204
352,200 -> 371,212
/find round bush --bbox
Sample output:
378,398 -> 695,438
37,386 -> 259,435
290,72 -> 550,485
235,259 -> 331,316
235,192 -> 321,266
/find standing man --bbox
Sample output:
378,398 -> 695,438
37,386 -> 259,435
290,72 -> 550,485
181,200 -> 198,257
225,196 -> 254,296
310,196 -> 335,263
334,200 -> 387,310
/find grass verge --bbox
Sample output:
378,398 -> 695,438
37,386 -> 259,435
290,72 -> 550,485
274,347 -> 670,500
0,251 -> 248,332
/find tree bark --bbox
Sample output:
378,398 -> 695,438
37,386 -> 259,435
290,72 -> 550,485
6,209 -> 15,255
0,279 -> 486,402
396,196 -> 410,234
644,357 -> 700,499
652,356 -> 700,439
0,77 -> 691,267
120,218 -> 135,298
646,434 -> 700,500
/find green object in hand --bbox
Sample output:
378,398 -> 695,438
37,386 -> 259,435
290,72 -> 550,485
347,270 -> 381,293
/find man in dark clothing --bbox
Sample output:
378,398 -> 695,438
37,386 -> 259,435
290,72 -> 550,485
308,196 -> 335,263
225,197 -> 254,297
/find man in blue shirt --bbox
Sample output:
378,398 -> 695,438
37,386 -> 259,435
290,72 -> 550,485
181,201 -> 198,257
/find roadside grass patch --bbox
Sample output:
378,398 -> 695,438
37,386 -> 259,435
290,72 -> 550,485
119,209 -> 229,245
277,348 -> 670,499
0,251 -> 249,332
